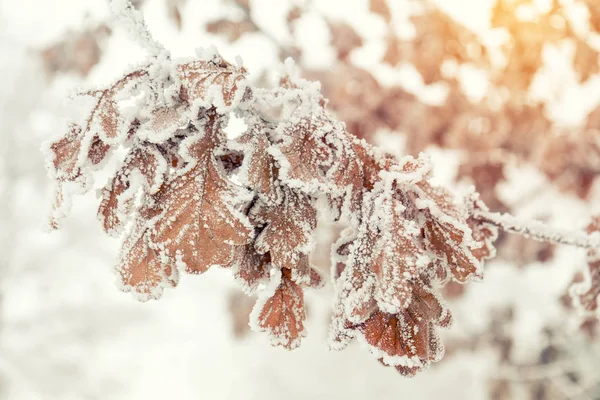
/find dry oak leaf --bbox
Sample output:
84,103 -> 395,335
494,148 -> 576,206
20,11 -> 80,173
413,181 -> 483,283
177,56 -> 249,112
47,123 -> 86,181
92,93 -> 125,143
237,121 -> 280,203
98,144 -> 167,236
152,113 -> 253,274
231,242 -> 271,295
137,103 -> 192,143
338,253 -> 378,326
118,205 -> 178,301
251,268 -> 306,349
48,123 -> 109,182
369,194 -> 429,314
358,312 -> 437,376
332,228 -> 378,330
354,282 -> 450,376
47,124 -> 112,229
331,272 -> 450,376
466,194 -> 499,263
85,80 -> 145,145
274,116 -> 333,191
46,71 -> 147,182
250,188 -> 317,285
323,131 -> 366,220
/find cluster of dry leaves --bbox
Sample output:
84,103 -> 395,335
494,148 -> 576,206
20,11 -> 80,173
43,0 -> 600,380
44,35 -> 503,375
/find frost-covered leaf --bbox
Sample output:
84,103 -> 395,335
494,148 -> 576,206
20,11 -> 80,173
231,242 -> 271,295
118,205 -> 178,301
466,193 -> 498,262
94,96 -> 122,142
273,117 -> 332,191
47,123 -> 90,181
46,124 -> 112,229
137,103 -> 191,143
352,139 -> 391,191
88,135 -> 112,167
237,121 -> 280,203
250,188 -> 317,285
177,55 -> 249,112
413,181 -> 482,283
152,111 -> 253,273
335,229 -> 378,325
358,311 -> 430,370
251,268 -> 306,350
370,193 -> 429,314
98,144 -> 167,236
324,129 -> 365,219
347,280 -> 449,376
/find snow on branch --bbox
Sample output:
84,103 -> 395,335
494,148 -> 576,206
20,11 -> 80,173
473,210 -> 600,250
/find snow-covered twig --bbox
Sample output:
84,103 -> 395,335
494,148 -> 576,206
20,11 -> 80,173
474,210 -> 600,249
110,0 -> 169,59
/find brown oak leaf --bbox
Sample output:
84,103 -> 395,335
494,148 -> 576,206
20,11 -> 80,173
231,242 -> 271,294
118,205 -> 178,301
48,123 -> 88,181
98,144 -> 166,236
370,194 -> 428,313
238,121 -> 280,203
351,280 -> 449,376
152,112 -> 253,273
250,188 -> 317,285
466,194 -> 499,262
324,129 -> 365,219
274,117 -> 332,190
177,56 -> 249,111
137,103 -> 191,143
335,230 -> 378,326
414,182 -> 483,283
252,268 -> 306,349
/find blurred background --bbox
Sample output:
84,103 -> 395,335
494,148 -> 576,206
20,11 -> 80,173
1,0 -> 600,398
